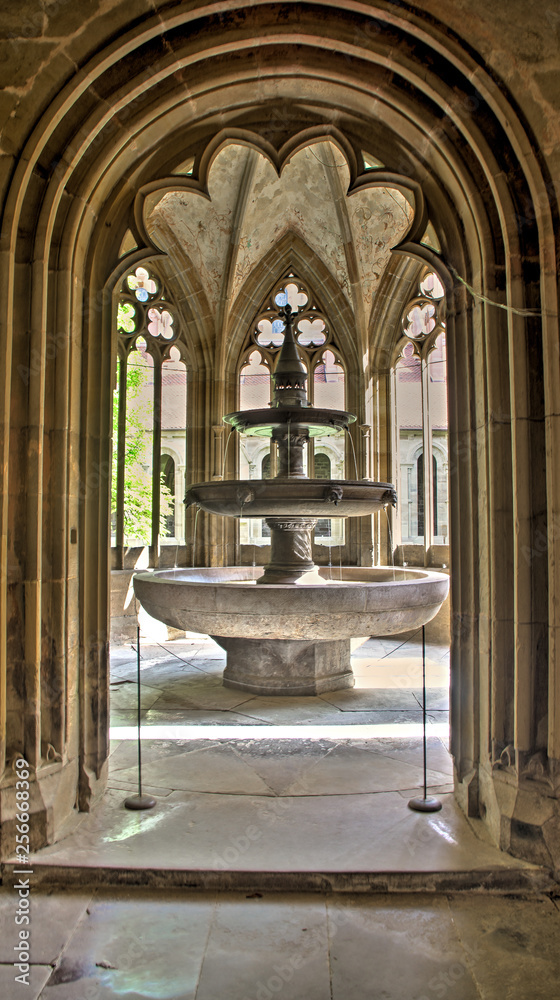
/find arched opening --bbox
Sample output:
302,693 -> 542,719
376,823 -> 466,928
1,2 -> 558,874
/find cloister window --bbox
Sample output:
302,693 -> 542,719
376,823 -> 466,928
112,264 -> 188,563
393,269 -> 448,560
238,274 -> 346,547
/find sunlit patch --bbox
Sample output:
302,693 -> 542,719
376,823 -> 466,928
427,819 -> 458,845
101,810 -> 170,844
110,723 -> 450,741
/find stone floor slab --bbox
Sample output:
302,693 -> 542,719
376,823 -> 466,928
196,894 -> 330,1000
328,895 -> 481,1000
110,745 -> 273,795
0,963 -> 51,1000
281,743 -> 449,796
26,789 -> 533,875
0,887 -> 92,964
446,894 -> 560,1000
38,889 -> 215,1000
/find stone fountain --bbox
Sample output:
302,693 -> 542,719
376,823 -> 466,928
134,306 -> 448,694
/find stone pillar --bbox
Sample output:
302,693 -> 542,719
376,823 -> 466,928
258,517 -> 318,584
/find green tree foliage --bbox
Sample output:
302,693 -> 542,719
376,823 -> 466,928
112,346 -> 174,545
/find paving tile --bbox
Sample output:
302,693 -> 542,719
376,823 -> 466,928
141,709 -> 266,727
412,689 -> 450,710
231,739 -> 335,794
0,963 -> 51,1000
324,687 -> 421,709
109,682 -> 162,711
28,789 -> 530,874
447,894 -> 560,1000
320,687 -> 426,713
38,890 -> 215,1000
111,744 -> 273,795
0,887 -> 92,965
281,743 -> 449,796
106,780 -> 174,797
108,738 -> 222,773
234,697 -> 345,725
149,676 -> 253,711
354,656 -> 449,688
196,894 -> 330,1000
109,709 -> 149,727
328,895 -> 481,1000
354,736 -> 453,777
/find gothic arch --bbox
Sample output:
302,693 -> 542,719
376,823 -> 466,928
0,1 -> 558,867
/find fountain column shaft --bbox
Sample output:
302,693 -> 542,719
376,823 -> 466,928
257,517 -> 318,584
272,425 -> 309,478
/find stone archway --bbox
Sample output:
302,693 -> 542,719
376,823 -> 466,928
0,1 -> 558,869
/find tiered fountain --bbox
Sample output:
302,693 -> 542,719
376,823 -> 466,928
134,306 -> 448,694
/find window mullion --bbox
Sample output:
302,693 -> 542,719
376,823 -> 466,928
151,353 -> 162,567
422,350 -> 434,560
115,354 -> 127,566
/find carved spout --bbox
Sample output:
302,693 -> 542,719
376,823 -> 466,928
184,489 -> 199,509
323,485 -> 344,506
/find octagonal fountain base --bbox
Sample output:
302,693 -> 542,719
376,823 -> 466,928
133,566 -> 449,695
215,636 -> 354,695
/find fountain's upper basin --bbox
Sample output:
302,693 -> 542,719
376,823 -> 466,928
223,406 -> 356,437
185,478 -> 396,516
133,566 -> 449,641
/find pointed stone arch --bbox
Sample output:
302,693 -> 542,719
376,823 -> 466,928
0,1 -> 558,868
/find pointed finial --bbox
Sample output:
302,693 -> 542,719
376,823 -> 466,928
271,305 -> 308,407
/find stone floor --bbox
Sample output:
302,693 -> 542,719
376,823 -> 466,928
13,635 -> 535,880
1,886 -> 560,999
2,635 -> 559,999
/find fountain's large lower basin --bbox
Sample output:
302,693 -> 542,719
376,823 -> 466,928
133,566 -> 449,641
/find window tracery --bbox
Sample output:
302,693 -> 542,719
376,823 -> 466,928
112,263 -> 188,561
393,267 -> 448,559
238,273 -> 345,548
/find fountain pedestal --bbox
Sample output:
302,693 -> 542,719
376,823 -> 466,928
215,635 -> 354,695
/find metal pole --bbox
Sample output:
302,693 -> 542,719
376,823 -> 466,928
124,624 -> 156,810
408,625 -> 442,813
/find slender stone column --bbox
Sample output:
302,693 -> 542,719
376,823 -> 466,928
258,517 -> 318,584
272,425 -> 309,478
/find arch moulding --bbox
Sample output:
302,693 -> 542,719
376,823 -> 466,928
0,1 -> 558,871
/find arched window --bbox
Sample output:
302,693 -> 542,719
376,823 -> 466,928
314,453 -> 331,479
112,264 -> 188,563
314,351 -> 345,411
237,273 -> 347,548
393,269 -> 448,554
161,455 -> 176,537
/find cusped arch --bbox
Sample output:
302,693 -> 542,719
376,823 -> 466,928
224,229 -> 359,376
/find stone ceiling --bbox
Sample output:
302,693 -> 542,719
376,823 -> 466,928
147,141 -> 413,338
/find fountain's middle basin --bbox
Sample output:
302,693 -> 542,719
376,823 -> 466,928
133,566 -> 449,642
